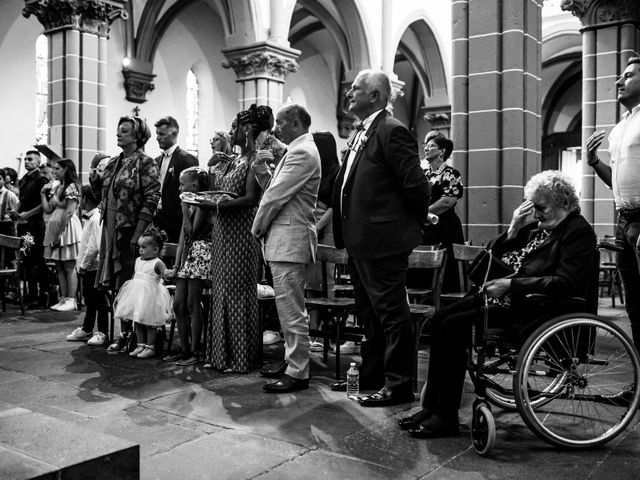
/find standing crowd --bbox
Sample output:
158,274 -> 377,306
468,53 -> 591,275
7,58 -> 640,438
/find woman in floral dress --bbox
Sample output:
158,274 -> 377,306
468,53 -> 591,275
421,131 -> 465,293
201,105 -> 273,373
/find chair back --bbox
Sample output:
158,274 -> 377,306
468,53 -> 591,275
408,247 -> 447,310
316,244 -> 349,266
452,243 -> 485,291
316,244 -> 349,297
0,234 -> 22,268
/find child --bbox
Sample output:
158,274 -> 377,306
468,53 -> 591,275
41,159 -> 83,312
165,167 -> 211,366
113,227 -> 173,359
66,186 -> 108,345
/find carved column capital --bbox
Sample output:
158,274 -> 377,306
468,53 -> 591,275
23,0 -> 127,37
222,42 -> 300,82
561,0 -> 640,28
122,65 -> 155,104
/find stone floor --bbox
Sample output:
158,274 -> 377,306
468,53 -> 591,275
0,297 -> 639,479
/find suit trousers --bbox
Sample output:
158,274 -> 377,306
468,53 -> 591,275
270,261 -> 310,380
349,251 -> 413,391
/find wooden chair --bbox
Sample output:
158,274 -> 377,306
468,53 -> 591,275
160,242 -> 179,352
0,234 -> 24,314
306,244 -> 359,379
440,243 -> 485,305
406,244 -> 441,303
408,247 -> 447,392
597,238 -> 624,307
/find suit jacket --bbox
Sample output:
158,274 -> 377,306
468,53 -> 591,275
332,111 -> 430,259
252,132 -> 321,264
155,146 -> 198,220
489,211 -> 598,305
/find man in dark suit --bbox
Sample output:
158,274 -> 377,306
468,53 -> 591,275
153,116 -> 198,242
331,70 -> 430,406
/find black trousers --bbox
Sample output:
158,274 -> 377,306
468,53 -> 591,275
80,270 -> 108,334
154,210 -> 182,244
18,223 -> 49,299
615,213 -> 640,349
349,251 -> 413,391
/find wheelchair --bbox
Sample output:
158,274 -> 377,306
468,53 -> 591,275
466,289 -> 640,456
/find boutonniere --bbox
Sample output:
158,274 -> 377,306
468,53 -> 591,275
346,130 -> 369,154
168,166 -> 175,176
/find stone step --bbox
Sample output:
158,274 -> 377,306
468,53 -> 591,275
0,406 -> 139,480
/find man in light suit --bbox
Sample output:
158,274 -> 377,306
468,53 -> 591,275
331,70 -> 430,406
153,116 -> 198,242
252,104 -> 321,393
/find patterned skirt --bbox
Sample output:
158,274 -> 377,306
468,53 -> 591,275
177,240 -> 212,280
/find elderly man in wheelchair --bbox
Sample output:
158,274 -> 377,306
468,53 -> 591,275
398,170 -> 640,454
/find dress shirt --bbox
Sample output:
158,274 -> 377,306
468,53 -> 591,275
76,207 -> 102,272
608,104 -> 640,209
158,143 -> 179,208
340,109 -> 384,209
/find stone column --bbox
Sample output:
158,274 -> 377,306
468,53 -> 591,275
562,0 -> 640,238
222,42 -> 300,111
23,0 -> 126,182
452,0 -> 543,244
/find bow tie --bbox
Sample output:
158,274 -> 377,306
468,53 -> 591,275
354,122 -> 364,132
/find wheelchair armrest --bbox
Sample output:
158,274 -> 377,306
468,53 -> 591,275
523,293 -> 586,310
598,242 -> 623,253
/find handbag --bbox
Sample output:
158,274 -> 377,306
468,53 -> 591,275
467,249 -> 515,285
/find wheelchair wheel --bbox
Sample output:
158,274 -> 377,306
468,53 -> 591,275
471,401 -> 496,456
470,350 -> 566,411
515,314 -> 640,449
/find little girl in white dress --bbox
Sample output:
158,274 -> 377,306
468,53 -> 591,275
113,227 -> 173,359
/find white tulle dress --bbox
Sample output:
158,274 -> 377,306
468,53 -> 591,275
113,257 -> 173,326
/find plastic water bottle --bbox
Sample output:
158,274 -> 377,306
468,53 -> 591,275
346,362 -> 359,398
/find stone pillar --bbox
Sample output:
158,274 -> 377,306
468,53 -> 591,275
452,0 -> 543,244
222,42 -> 300,111
562,0 -> 640,238
22,0 -> 126,182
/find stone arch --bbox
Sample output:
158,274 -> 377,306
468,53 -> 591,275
289,0 -> 372,71
390,14 -> 450,143
135,0 -> 237,65
391,13 -> 449,107
540,29 -> 582,172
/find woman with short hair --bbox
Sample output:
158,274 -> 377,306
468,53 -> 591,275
399,170 -> 598,438
90,116 -> 160,352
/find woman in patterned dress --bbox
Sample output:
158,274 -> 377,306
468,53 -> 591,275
201,105 -> 273,373
89,116 -> 161,352
421,131 -> 465,293
40,159 -> 83,312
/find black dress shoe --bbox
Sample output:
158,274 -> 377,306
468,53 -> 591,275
397,409 -> 432,430
260,361 -> 287,378
408,415 -> 460,439
331,381 -> 347,392
263,374 -> 309,393
358,386 -> 414,407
